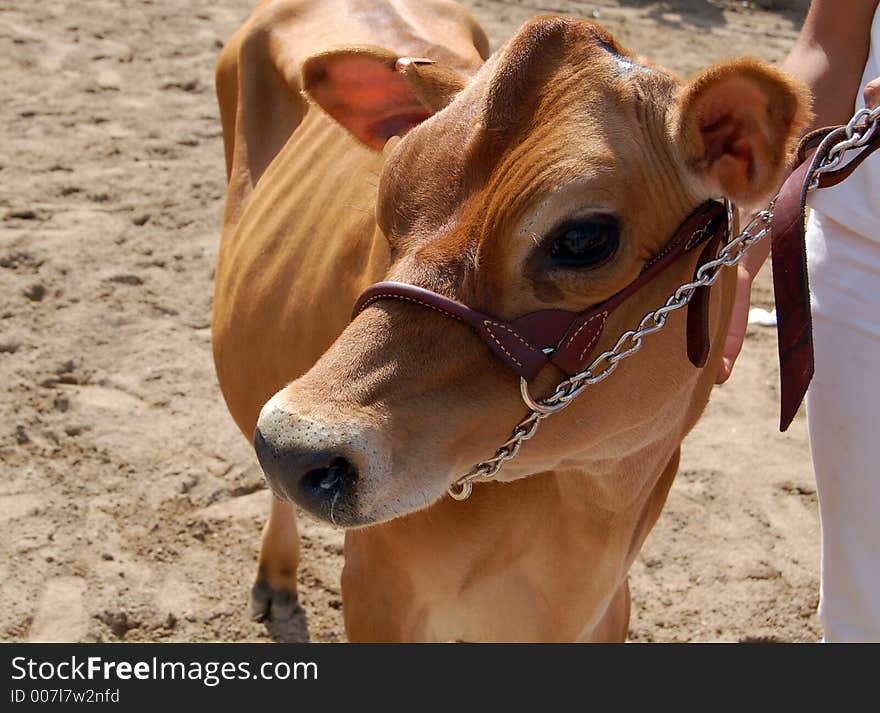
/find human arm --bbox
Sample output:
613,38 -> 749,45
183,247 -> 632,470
716,0 -> 880,383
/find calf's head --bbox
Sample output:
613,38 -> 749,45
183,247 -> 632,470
254,17 -> 809,526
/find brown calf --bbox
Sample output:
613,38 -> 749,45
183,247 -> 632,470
212,0 -> 809,641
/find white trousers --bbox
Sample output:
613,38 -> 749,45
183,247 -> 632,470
805,209 -> 880,642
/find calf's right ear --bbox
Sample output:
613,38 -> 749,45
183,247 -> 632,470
302,46 -> 468,150
672,58 -> 812,207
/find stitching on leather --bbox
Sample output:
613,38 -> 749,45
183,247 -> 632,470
360,294 -> 534,370
644,235 -> 681,268
645,212 -> 716,269
481,321 -> 525,368
684,226 -> 709,251
578,312 -> 608,362
563,311 -> 606,350
483,321 -> 539,352
358,294 -> 465,323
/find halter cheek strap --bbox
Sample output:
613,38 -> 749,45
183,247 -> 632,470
352,200 -> 728,383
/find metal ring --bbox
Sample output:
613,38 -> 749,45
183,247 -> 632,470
725,198 -> 735,240
447,480 -> 473,501
520,377 -> 570,414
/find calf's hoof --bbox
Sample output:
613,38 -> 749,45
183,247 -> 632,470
250,581 -> 310,643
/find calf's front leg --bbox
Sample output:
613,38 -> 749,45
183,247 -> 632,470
250,495 -> 309,641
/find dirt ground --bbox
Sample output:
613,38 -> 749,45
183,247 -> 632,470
1,0 -> 822,643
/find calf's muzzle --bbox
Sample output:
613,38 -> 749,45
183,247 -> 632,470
254,427 -> 358,513
253,396 -> 374,526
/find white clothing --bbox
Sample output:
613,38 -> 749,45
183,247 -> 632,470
805,211 -> 880,642
809,5 -> 880,240
803,2 -> 880,643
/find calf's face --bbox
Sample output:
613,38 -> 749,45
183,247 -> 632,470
254,18 -> 809,526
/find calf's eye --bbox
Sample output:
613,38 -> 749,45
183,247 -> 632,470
549,218 -> 619,268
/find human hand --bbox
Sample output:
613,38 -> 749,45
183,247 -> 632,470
715,233 -> 772,384
866,76 -> 880,109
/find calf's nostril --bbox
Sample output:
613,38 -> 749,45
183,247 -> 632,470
301,456 -> 358,496
318,469 -> 339,491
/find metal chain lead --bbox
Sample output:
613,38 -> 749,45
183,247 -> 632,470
809,105 -> 880,190
447,205 -> 768,500
448,107 -> 879,501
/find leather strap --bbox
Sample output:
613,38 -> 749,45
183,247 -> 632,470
770,127 -> 880,431
686,228 -> 725,368
796,126 -> 838,165
353,201 -> 727,382
354,282 -> 562,380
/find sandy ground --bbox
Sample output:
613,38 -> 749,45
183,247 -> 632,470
0,0 -> 822,643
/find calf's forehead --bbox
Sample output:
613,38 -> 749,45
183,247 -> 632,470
376,23 -> 685,249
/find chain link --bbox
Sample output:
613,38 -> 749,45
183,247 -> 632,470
449,107 -> 880,501
808,105 -> 880,190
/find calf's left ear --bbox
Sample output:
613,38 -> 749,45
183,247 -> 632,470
302,46 -> 468,150
672,58 -> 812,206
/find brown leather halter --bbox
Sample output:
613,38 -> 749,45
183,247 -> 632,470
352,122 -> 880,435
353,200 -> 729,383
